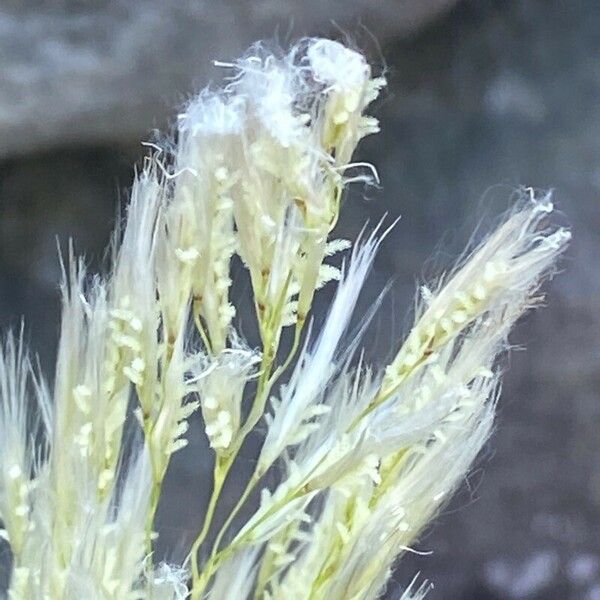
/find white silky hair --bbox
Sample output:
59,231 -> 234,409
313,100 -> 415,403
0,331 -> 51,560
259,227 -> 383,471
207,547 -> 261,600
233,192 -> 569,600
0,36 -> 569,600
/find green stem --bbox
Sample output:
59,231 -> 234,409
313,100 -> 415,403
189,471 -> 260,599
188,349 -> 287,596
207,322 -> 304,558
189,288 -> 305,595
144,418 -> 162,557
187,357 -> 274,596
191,485 -> 306,600
190,458 -> 228,586
145,473 -> 161,555
210,472 -> 258,561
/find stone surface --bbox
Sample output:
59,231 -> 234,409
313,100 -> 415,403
0,0 -> 457,157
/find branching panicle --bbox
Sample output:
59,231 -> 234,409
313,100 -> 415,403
0,38 -> 569,600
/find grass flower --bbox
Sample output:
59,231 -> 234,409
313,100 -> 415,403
0,37 -> 569,599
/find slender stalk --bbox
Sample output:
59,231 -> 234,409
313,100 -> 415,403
210,472 -> 258,560
191,484 -> 306,600
188,323 -> 304,596
144,419 -> 161,556
209,323 -> 305,553
187,358 -> 274,592
190,457 -> 229,585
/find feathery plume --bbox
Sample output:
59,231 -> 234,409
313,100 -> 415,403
0,38 -> 569,600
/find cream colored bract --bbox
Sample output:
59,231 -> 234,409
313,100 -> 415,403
0,38 -> 569,600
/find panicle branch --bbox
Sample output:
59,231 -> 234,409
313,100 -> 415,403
0,37 -> 569,600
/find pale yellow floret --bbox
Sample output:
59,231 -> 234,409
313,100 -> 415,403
0,39 -> 570,600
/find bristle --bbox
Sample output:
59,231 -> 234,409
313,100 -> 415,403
0,38 -> 568,600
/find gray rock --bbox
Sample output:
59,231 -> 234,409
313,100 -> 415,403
0,0 -> 457,157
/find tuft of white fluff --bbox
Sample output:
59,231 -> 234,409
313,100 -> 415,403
0,37 -> 570,600
145,562 -> 190,600
307,39 -> 371,90
180,92 -> 246,138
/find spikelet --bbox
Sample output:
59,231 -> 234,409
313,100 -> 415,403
215,191 -> 568,600
0,331 -> 50,561
189,339 -> 261,454
0,36 -> 569,600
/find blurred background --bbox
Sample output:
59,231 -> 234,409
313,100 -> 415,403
0,1 -> 597,598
